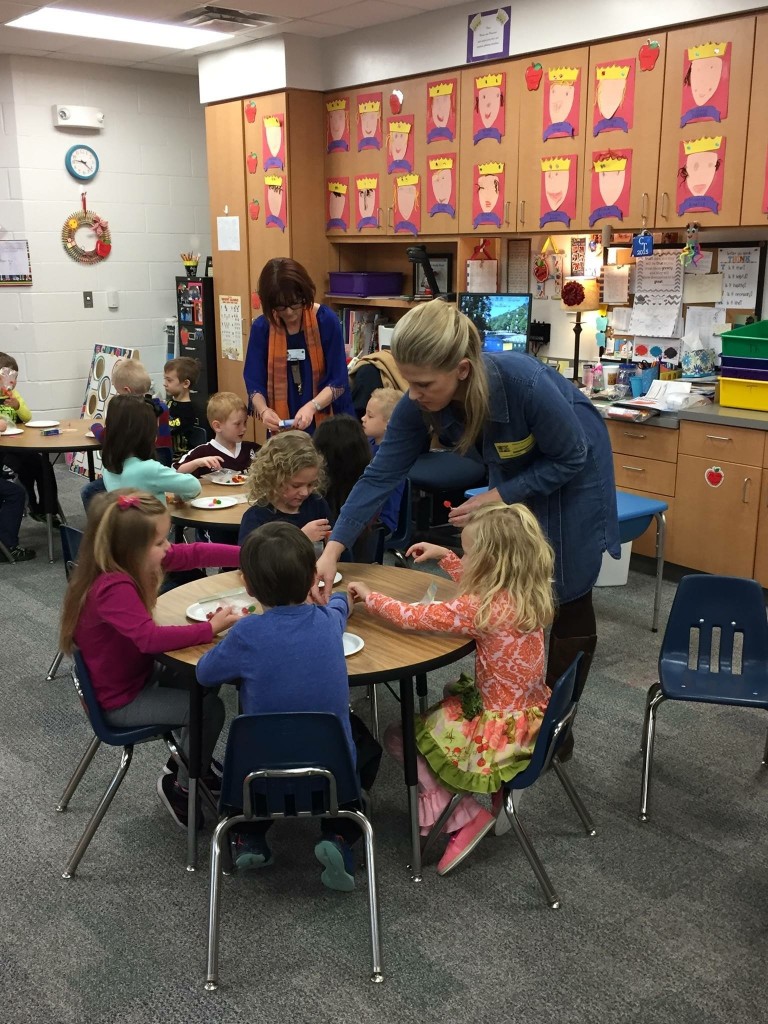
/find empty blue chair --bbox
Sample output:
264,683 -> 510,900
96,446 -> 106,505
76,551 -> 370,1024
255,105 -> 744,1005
421,655 -> 595,908
46,525 -> 84,681
57,649 -> 190,878
616,491 -> 668,633
206,712 -> 383,990
639,574 -> 768,821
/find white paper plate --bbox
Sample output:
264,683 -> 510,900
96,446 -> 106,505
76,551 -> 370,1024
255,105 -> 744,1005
84,430 -> 96,439
1,426 -> 23,436
190,496 -> 238,510
208,470 -> 248,486
186,589 -> 256,622
318,572 -> 343,588
343,632 -> 364,657
26,419 -> 59,428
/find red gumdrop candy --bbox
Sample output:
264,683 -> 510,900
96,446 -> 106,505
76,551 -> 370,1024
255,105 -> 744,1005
241,607 -> 249,614
443,500 -> 453,509
206,611 -> 214,620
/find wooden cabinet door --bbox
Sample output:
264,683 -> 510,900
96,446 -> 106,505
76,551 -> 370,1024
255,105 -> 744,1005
286,90 -> 328,292
673,454 -> 760,576
578,34 -> 666,229
417,72 -> 462,237
383,77 -> 428,237
741,13 -> 768,224
752,472 -> 768,586
516,47 -> 590,234
245,91 -> 290,281
656,17 -> 755,228
458,62 -> 519,234
325,87 -> 387,238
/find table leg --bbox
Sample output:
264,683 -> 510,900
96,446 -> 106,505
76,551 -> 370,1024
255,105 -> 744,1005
415,673 -> 429,715
652,512 -> 666,633
399,675 -> 422,882
86,450 -> 95,482
187,679 -> 203,872
41,454 -> 55,563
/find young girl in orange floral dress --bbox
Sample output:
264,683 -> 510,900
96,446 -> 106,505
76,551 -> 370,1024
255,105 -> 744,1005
347,501 -> 554,876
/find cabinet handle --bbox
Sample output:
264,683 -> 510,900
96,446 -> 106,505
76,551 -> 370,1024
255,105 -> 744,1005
386,206 -> 392,229
660,192 -> 669,220
641,192 -> 649,221
519,199 -> 525,224
504,201 -> 511,226
705,434 -> 732,442
622,465 -> 644,473
623,431 -> 647,439
743,477 -> 752,504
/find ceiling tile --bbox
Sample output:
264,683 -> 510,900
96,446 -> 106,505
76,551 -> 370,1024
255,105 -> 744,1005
309,1 -> 419,29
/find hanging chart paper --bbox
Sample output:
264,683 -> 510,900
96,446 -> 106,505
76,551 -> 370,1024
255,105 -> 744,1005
685,305 -> 719,354
219,295 -> 243,361
682,274 -> 723,303
716,246 -> 760,311
602,265 -> 629,304
628,250 -> 683,337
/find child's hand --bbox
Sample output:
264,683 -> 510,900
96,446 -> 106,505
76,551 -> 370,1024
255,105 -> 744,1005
347,581 -> 371,602
4,394 -> 19,410
302,518 -> 331,543
208,606 -> 240,635
406,542 -> 449,563
195,456 -> 224,472
0,416 -> 7,433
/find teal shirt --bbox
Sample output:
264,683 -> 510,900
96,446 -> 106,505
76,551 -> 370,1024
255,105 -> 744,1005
101,456 -> 202,505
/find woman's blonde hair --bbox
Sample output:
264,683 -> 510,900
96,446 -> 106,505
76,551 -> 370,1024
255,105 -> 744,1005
391,300 -> 489,454
247,431 -> 326,507
59,489 -> 169,654
458,501 -> 555,634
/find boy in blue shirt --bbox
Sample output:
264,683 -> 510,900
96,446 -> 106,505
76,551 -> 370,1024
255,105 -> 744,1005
197,521 -> 380,890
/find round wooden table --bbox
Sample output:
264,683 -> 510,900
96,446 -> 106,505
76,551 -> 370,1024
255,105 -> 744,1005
169,478 -> 249,536
155,563 -> 475,876
0,419 -> 100,560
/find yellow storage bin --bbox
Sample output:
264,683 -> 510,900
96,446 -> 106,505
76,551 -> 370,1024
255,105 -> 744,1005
719,377 -> 768,412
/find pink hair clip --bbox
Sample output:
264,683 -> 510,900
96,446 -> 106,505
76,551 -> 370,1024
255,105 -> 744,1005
117,494 -> 141,510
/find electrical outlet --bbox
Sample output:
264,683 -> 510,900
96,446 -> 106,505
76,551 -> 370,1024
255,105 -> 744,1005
83,291 -> 93,309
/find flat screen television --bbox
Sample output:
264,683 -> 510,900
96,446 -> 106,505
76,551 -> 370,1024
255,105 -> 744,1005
458,292 -> 532,354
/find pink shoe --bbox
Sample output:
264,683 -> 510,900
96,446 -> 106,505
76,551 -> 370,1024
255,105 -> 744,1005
437,807 -> 495,876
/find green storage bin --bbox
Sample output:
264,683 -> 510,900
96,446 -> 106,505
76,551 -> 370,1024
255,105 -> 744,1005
721,319 -> 768,358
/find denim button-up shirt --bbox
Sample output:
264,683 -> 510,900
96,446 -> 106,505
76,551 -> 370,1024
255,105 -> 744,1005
331,352 -> 619,603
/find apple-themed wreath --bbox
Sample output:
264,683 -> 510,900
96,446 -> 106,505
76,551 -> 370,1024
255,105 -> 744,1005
62,193 -> 112,265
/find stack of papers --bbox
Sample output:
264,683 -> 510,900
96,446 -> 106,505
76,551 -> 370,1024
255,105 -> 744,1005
616,380 -> 709,413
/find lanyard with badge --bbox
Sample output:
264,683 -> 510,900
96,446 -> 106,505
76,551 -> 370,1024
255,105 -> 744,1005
287,347 -> 306,394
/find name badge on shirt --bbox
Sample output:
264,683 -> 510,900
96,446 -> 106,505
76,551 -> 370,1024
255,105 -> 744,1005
494,434 -> 535,459
287,348 -> 306,362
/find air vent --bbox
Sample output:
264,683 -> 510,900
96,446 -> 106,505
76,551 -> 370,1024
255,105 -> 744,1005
175,6 -> 286,32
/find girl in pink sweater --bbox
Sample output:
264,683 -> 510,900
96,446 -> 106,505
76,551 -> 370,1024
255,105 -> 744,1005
348,502 -> 555,876
59,488 -> 240,829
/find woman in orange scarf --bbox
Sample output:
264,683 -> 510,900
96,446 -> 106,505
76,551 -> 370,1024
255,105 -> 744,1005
245,258 -> 354,434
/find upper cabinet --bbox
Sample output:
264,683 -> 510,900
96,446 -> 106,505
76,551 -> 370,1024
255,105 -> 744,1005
741,13 -> 768,225
578,34 -> 667,230
656,17 -> 755,228
516,47 -> 590,234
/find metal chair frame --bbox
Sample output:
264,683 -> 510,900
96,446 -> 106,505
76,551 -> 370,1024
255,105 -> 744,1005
46,525 -> 83,681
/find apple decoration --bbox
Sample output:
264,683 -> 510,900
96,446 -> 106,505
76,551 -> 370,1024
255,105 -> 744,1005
245,100 -> 258,123
248,198 -> 260,221
251,291 -> 261,309
246,152 -> 258,174
533,256 -> 549,283
638,39 -> 660,72
705,465 -> 724,488
525,62 -> 543,91
389,89 -> 404,115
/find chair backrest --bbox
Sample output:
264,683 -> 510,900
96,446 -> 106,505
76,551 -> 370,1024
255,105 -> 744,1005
660,574 -> 768,680
186,425 -> 208,450
60,525 -> 83,581
507,654 -> 582,792
219,713 -> 361,817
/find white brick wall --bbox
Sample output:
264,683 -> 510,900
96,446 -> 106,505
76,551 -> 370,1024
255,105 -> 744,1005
0,55 -> 210,418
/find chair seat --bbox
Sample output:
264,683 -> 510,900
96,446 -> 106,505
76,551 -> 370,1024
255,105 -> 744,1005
616,491 -> 668,544
660,667 -> 768,708
409,452 -> 486,492
93,721 -> 176,746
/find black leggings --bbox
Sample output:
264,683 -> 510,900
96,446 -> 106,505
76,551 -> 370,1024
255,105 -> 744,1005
551,590 -> 596,640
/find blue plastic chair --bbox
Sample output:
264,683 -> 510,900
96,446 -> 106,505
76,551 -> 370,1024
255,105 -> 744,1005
56,649 -> 189,879
206,712 -> 383,990
639,574 -> 768,822
421,655 -> 595,908
46,525 -> 84,681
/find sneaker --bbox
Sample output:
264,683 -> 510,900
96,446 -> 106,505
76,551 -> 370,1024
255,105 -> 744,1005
4,545 -> 36,563
156,772 -> 203,831
437,807 -> 495,876
314,836 -> 356,892
230,831 -> 273,870
29,511 -> 63,528
163,757 -> 220,797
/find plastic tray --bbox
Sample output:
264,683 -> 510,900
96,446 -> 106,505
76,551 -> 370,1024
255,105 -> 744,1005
328,271 -> 404,297
721,319 -> 768,359
719,377 -> 768,412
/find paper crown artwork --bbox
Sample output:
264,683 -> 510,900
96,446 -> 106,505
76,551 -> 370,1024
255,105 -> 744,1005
265,174 -> 283,186
476,73 -> 503,88
549,67 -> 579,82
326,98 -> 347,111
389,120 -> 412,133
358,99 -> 380,112
357,176 -> 377,189
328,181 -> 348,194
429,82 -> 454,97
429,156 -> 454,170
594,152 -> 628,172
541,156 -> 572,171
596,64 -> 630,80
687,42 -> 726,59
478,161 -> 504,175
396,173 -> 419,187
683,136 -> 723,155
263,116 -> 282,127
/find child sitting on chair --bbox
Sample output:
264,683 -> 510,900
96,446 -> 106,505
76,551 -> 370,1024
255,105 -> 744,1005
361,388 -> 405,536
164,356 -> 205,461
197,521 -> 381,889
176,392 -> 260,477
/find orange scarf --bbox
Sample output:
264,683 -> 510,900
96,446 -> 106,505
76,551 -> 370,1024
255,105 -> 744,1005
267,305 -> 330,426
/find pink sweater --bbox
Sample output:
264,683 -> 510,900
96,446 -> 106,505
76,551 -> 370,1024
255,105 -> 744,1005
73,543 -> 240,711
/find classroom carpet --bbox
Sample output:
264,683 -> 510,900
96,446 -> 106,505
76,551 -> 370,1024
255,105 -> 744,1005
2,463 -> 767,1024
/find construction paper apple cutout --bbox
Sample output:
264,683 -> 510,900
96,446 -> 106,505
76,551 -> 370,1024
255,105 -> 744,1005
705,465 -> 724,488
246,152 -> 258,174
249,199 -> 260,221
533,257 -> 549,283
389,89 -> 403,115
251,291 -> 261,309
525,62 -> 543,91
95,240 -> 111,258
638,39 -> 660,72
245,100 -> 258,123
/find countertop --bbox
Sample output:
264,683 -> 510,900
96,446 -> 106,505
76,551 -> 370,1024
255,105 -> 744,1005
597,403 -> 768,432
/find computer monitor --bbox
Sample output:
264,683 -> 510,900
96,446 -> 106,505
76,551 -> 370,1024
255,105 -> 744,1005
457,292 -> 532,354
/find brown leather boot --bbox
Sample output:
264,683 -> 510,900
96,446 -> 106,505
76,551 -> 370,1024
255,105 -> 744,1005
545,633 -> 597,761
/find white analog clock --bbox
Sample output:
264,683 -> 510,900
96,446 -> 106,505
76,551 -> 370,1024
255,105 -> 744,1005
65,144 -> 99,182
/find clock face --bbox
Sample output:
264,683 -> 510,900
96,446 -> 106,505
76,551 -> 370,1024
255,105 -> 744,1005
65,145 -> 99,181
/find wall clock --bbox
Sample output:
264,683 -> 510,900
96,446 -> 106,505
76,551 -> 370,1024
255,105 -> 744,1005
64,144 -> 99,182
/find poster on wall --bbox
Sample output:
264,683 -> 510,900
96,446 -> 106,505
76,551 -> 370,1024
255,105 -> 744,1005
356,174 -> 380,230
466,7 -> 511,63
593,60 -> 635,136
589,149 -> 632,225
427,155 -> 457,218
262,114 -> 285,171
473,70 -> 505,144
70,344 -> 137,478
681,41 -> 730,127
387,115 -> 414,173
326,97 -> 350,153
356,92 -> 382,151
264,174 -> 287,231
393,174 -> 421,235
543,66 -> 581,141
676,136 -> 725,216
473,161 -> 505,228
426,78 -> 457,143
326,178 -> 349,232
219,295 -> 243,361
539,155 -> 578,228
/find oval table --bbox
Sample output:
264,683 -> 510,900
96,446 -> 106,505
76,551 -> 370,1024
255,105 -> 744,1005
169,478 -> 249,538
155,562 -> 475,878
0,419 -> 100,561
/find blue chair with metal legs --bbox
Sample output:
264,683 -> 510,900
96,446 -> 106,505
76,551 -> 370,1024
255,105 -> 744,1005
421,655 -> 595,908
205,712 -> 383,990
56,649 -> 199,878
639,574 -> 768,822
46,525 -> 84,681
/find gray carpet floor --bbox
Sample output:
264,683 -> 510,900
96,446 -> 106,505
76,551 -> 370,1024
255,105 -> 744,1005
3,464 -> 767,1024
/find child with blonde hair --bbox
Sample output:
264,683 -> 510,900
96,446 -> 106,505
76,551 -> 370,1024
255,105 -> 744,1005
176,392 -> 260,477
238,431 -> 331,546
361,388 -> 404,534
348,501 -> 554,876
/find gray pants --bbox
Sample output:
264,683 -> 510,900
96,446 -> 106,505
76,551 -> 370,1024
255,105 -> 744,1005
103,665 -> 224,788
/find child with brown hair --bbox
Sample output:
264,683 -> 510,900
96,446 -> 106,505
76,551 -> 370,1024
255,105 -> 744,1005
164,356 -> 204,460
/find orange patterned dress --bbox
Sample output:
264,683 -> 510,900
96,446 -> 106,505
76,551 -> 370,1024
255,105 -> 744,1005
365,553 -> 550,794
